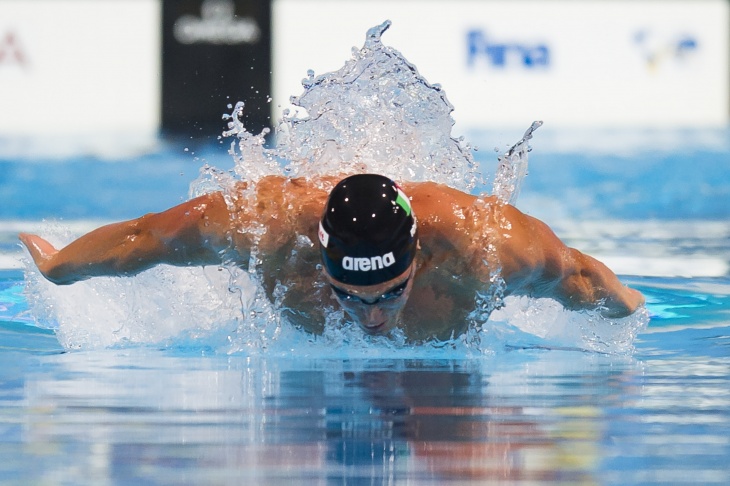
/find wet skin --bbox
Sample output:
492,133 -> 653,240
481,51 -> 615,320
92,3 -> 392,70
19,175 -> 645,342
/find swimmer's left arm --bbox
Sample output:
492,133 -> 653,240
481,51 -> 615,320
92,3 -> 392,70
494,205 -> 645,318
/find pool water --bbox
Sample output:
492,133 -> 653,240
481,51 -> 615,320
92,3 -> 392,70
1,128 -> 729,484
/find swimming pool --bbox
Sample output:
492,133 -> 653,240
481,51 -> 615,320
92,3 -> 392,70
2,22 -> 729,483
1,125 -> 728,483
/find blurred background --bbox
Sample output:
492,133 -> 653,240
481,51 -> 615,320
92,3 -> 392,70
0,0 -> 728,273
2,0 -> 727,141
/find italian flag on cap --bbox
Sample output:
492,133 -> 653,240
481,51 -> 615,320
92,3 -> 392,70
394,184 -> 411,216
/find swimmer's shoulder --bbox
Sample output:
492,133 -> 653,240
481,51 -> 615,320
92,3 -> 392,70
404,181 -> 505,222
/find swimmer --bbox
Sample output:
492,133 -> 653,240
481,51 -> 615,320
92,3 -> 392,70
19,174 -> 644,341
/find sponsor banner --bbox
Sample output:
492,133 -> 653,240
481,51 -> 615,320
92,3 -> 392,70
162,0 -> 272,136
0,0 -> 160,136
272,0 -> 729,129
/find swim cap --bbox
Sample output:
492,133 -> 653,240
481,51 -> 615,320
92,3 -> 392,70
319,174 -> 418,286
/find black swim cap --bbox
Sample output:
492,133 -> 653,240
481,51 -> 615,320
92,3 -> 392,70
319,174 -> 418,286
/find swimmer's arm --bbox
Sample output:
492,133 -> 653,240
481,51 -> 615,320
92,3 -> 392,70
495,206 -> 645,318
19,192 -> 236,285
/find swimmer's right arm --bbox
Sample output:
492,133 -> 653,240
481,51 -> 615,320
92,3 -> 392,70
19,192 -> 236,285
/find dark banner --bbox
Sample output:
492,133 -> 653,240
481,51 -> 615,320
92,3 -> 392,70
162,0 -> 271,138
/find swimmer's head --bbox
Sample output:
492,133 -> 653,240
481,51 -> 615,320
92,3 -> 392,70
319,174 -> 418,287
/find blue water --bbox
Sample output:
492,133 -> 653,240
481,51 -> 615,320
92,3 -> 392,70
1,130 -> 729,483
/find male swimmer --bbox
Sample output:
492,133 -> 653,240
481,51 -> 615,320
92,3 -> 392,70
20,174 -> 644,341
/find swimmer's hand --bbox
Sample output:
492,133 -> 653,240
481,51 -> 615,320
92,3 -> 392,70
599,285 -> 645,319
19,233 -> 75,285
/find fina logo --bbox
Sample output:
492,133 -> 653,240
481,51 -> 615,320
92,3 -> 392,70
174,0 -> 260,45
343,252 -> 396,272
467,29 -> 550,69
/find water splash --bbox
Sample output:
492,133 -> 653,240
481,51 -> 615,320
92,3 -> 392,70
492,120 -> 543,205
22,23 -> 649,355
21,229 -> 648,356
212,20 -> 481,193
22,232 -> 246,351
488,297 -> 650,355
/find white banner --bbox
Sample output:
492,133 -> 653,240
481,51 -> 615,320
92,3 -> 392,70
272,0 -> 729,129
0,0 -> 160,136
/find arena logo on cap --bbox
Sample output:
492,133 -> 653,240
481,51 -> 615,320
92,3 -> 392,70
342,252 -> 395,272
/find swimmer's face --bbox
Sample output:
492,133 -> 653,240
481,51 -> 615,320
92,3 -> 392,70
325,263 -> 415,335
